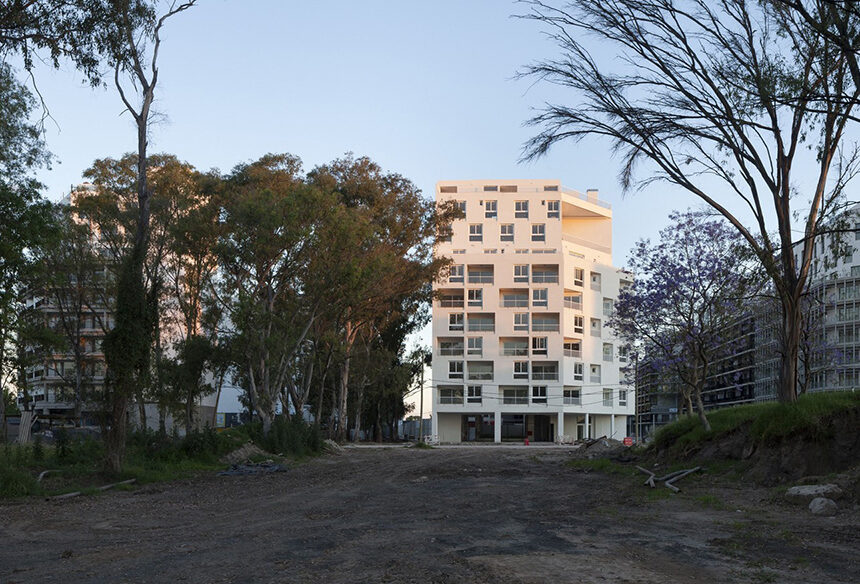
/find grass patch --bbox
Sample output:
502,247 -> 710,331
413,441 -> 434,449
566,458 -> 634,475
652,391 -> 860,453
695,494 -> 725,509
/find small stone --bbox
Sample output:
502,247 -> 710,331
808,497 -> 838,517
785,484 -> 843,504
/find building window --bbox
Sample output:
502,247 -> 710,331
468,289 -> 483,307
590,364 -> 601,383
603,388 -> 613,407
500,223 -> 514,242
449,313 -> 464,331
514,264 -> 529,282
532,386 -> 547,404
448,264 -> 464,283
438,228 -> 452,243
603,297 -> 614,316
514,313 -> 529,331
440,186 -> 458,194
603,343 -> 613,362
467,385 -> 482,404
452,249 -> 465,254
467,337 -> 483,356
500,185 -> 518,193
591,318 -> 601,336
439,291 -> 464,308
483,185 -> 498,192
532,288 -> 548,307
468,265 -> 494,284
515,201 -> 529,219
449,361 -> 464,379
501,338 -> 529,356
469,224 -> 483,242
564,340 -> 581,358
855,222 -> 860,240
532,362 -> 558,381
439,385 -> 464,404
503,387 -> 528,404
439,339 -> 464,356
532,337 -> 548,356
468,361 -> 494,381
564,387 -> 581,405
514,361 -> 529,379
485,200 -> 497,218
574,315 -> 584,334
532,265 -> 559,283
467,314 -> 495,332
531,224 -> 546,242
619,389 -> 628,406
547,200 -> 560,218
544,185 -> 559,191
618,346 -> 629,363
590,271 -> 602,291
564,291 -> 582,310
501,290 -> 528,308
573,362 -> 584,381
532,314 -> 559,332
574,268 -> 584,287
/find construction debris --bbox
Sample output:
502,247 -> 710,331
637,466 -> 702,492
217,461 -> 287,476
323,439 -> 344,454
219,442 -> 269,465
51,478 -> 137,500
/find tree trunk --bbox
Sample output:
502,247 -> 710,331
335,322 -> 353,442
104,393 -> 128,474
137,394 -> 147,431
778,296 -> 802,403
185,391 -> 194,434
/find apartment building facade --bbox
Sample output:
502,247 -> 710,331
431,179 -> 634,443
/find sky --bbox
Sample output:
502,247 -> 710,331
27,0 -> 707,417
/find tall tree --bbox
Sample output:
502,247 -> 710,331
520,0 -> 860,402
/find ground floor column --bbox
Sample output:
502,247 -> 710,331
494,411 -> 501,443
431,412 -> 438,442
584,413 -> 590,439
610,414 -> 615,439
556,411 -> 564,443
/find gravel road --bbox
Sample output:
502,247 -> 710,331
1,445 -> 857,583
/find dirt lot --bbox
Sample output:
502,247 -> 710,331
1,445 -> 857,583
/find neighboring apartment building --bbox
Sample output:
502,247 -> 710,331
431,179 -> 634,443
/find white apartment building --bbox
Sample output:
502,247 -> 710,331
431,179 -> 634,443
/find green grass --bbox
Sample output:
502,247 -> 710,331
566,458 -> 635,475
652,391 -> 860,453
413,441 -> 434,449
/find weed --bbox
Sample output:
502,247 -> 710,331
566,458 -> 634,475
414,441 -> 434,449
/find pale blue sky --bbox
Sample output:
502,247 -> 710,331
31,0 -> 693,266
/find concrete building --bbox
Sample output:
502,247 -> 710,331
431,179 -> 634,443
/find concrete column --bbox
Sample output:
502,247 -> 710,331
584,413 -> 590,439
610,414 -> 615,439
494,411 -> 502,443
431,412 -> 438,441
556,411 -> 565,443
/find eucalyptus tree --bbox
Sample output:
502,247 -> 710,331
520,0 -> 860,402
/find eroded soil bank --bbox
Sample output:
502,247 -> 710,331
1,446 -> 857,583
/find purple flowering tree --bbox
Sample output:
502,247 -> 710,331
612,211 -> 764,431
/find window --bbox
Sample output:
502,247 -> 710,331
573,363 -> 584,381
564,291 -> 582,310
532,288 -> 548,307
448,264 -> 464,283
449,313 -> 464,331
855,222 -> 860,240
467,314 -> 495,332
483,185 -> 498,192
439,339 -> 464,356
467,385 -> 482,404
573,316 -> 584,334
618,346 -> 629,363
590,271 -> 602,291
449,361 -> 464,379
547,200 -> 560,218
439,291 -> 464,308
513,362 -> 529,379
603,343 -> 613,362
590,364 -> 601,383
485,200 -> 497,218
564,387 -> 581,405
501,291 -> 528,308
532,362 -> 558,381
467,361 -> 494,381
603,388 -> 613,407
456,201 -> 466,215
437,229 -> 452,243
514,264 -> 529,283
532,337 -> 548,356
531,224 -> 546,242
452,249 -> 465,254
439,385 -> 464,404
468,265 -> 494,284
515,200 -> 529,218
500,185 -> 518,193
532,386 -> 547,404
514,313 -> 529,331
591,318 -> 602,336
603,297 -> 614,316
532,265 -> 559,283
440,186 -> 458,194
574,268 -> 584,287
619,389 -> 628,406
503,387 -> 528,404
500,223 -> 514,242
532,314 -> 559,331
467,337 -> 483,356
469,224 -> 483,242
564,340 -> 581,358
501,338 -> 529,356
468,289 -> 483,307
544,184 -> 559,191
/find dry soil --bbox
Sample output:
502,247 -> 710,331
1,445 -> 857,583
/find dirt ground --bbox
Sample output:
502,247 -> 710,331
1,445 -> 857,584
